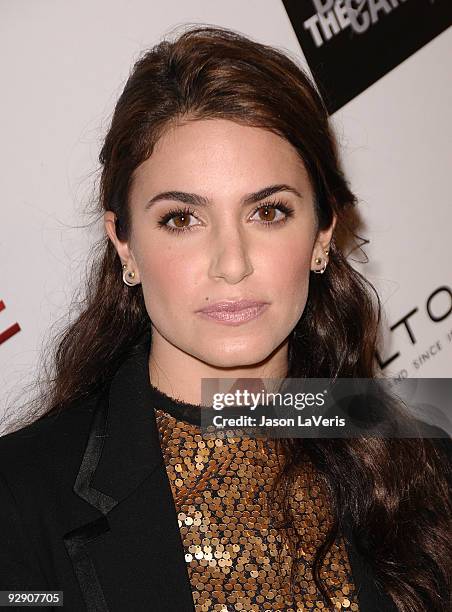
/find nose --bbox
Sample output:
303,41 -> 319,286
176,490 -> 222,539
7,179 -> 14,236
208,224 -> 254,284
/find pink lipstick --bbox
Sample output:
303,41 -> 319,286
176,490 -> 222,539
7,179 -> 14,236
196,300 -> 269,326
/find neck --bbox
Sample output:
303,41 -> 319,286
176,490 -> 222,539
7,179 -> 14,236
148,331 -> 289,406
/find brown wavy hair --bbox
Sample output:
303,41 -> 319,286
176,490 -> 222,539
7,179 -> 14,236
3,24 -> 450,611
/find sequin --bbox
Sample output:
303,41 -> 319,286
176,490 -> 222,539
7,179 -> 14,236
155,407 -> 359,611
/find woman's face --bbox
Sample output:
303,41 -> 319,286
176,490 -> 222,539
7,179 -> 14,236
105,119 -> 335,375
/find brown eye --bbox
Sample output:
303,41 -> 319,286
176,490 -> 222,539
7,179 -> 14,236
257,206 -> 277,222
250,201 -> 292,226
157,206 -> 201,233
172,213 -> 191,228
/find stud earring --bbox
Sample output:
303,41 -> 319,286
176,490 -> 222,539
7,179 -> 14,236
122,263 -> 137,286
312,256 -> 328,274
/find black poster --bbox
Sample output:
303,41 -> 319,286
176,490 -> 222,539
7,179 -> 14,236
282,0 -> 452,114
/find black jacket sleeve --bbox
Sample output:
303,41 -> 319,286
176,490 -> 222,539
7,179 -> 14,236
0,470 -> 48,590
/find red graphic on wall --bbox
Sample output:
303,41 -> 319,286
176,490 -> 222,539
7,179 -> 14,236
0,300 -> 21,345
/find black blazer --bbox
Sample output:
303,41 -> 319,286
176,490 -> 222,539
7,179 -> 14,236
0,338 -> 403,611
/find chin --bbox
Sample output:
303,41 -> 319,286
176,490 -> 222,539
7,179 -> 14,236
198,343 -> 275,369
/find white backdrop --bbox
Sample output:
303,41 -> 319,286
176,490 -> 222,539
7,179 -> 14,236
1,0 -> 451,419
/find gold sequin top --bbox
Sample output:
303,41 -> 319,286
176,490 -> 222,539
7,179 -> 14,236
150,384 -> 359,612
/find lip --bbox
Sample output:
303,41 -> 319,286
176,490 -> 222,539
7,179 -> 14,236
196,300 -> 270,326
197,299 -> 269,313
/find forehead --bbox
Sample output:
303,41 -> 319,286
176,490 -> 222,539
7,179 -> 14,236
131,119 -> 312,197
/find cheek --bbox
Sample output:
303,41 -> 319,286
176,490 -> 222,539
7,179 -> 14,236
136,243 -> 200,311
282,261 -> 311,320
261,238 -> 313,329
264,240 -> 312,296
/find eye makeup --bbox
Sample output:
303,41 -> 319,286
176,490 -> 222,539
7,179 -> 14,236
156,199 -> 295,235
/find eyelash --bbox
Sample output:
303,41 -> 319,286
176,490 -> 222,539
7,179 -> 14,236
156,200 -> 295,234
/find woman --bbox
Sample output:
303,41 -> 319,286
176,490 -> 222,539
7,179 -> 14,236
0,24 -> 450,612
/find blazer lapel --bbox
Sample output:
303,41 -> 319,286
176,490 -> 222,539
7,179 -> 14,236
62,330 -> 395,611
62,331 -> 195,611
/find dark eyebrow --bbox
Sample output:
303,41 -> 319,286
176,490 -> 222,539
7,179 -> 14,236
144,184 -> 303,209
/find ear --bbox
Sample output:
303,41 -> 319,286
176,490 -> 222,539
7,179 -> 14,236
104,211 -> 141,285
311,213 -> 337,273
